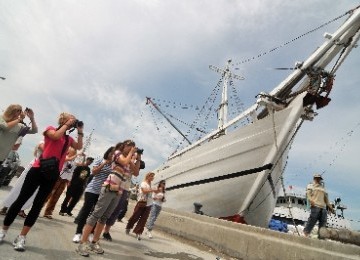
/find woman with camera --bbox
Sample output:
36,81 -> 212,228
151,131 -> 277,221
0,104 -> 38,166
102,143 -> 142,241
0,112 -> 83,252
76,140 -> 140,257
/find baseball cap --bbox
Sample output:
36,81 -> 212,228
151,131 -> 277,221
313,173 -> 323,179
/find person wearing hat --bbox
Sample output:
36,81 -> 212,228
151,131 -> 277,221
303,173 -> 334,237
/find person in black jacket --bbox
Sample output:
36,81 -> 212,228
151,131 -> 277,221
59,157 -> 94,216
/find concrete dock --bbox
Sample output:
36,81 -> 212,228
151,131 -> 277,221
1,180 -> 360,259
0,183 -> 230,260
153,206 -> 360,260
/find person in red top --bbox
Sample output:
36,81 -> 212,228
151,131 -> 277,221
0,112 -> 83,252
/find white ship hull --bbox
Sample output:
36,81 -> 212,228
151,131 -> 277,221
154,94 -> 305,227
151,8 -> 360,228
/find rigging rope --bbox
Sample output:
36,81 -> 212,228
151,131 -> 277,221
321,122 -> 360,175
232,8 -> 355,67
280,174 -> 301,236
287,121 -> 360,182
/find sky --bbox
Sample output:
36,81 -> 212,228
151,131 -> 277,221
1,1 -> 360,229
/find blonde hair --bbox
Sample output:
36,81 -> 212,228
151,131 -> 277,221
144,172 -> 155,181
2,104 -> 22,122
58,112 -> 73,125
114,140 -> 135,150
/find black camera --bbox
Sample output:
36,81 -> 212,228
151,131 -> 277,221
72,119 -> 84,128
139,160 -> 145,169
136,148 -> 144,155
25,107 -> 30,112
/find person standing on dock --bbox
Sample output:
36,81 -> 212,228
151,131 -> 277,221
145,180 -> 166,239
303,173 -> 334,238
125,172 -> 158,241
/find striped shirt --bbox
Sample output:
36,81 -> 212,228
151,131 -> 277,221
85,158 -> 112,195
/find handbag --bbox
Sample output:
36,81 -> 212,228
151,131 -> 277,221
39,157 -> 59,181
39,135 -> 69,180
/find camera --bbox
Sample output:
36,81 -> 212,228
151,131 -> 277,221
136,148 -> 144,155
25,107 -> 30,112
139,160 -> 145,169
71,119 -> 84,128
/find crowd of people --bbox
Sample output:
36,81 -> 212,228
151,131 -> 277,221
0,104 -> 166,257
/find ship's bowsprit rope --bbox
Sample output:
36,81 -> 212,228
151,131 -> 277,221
232,7 -> 357,67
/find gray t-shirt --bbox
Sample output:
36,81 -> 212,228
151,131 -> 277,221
0,117 -> 24,161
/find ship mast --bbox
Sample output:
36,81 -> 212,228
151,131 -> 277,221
209,59 -> 244,134
76,129 -> 94,163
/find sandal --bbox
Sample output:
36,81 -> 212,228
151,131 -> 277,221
44,215 -> 53,219
17,211 -> 27,218
0,208 -> 7,215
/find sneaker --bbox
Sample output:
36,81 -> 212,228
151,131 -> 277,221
13,235 -> 26,251
59,211 -> 65,216
125,229 -> 130,235
76,242 -> 89,257
89,241 -> 104,254
102,232 -> 112,241
0,230 -> 6,243
136,234 -> 141,241
67,212 -> 73,217
88,233 -> 94,243
146,230 -> 153,239
73,233 -> 82,243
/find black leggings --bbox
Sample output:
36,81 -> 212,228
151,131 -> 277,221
4,167 -> 58,227
75,192 -> 99,234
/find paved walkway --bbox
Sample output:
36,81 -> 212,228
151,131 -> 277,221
0,181 -> 232,260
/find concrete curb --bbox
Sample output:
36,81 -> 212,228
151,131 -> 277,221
128,202 -> 360,259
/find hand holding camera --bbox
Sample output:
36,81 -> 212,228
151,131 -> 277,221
74,119 -> 84,130
65,118 -> 84,131
24,107 -> 35,120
